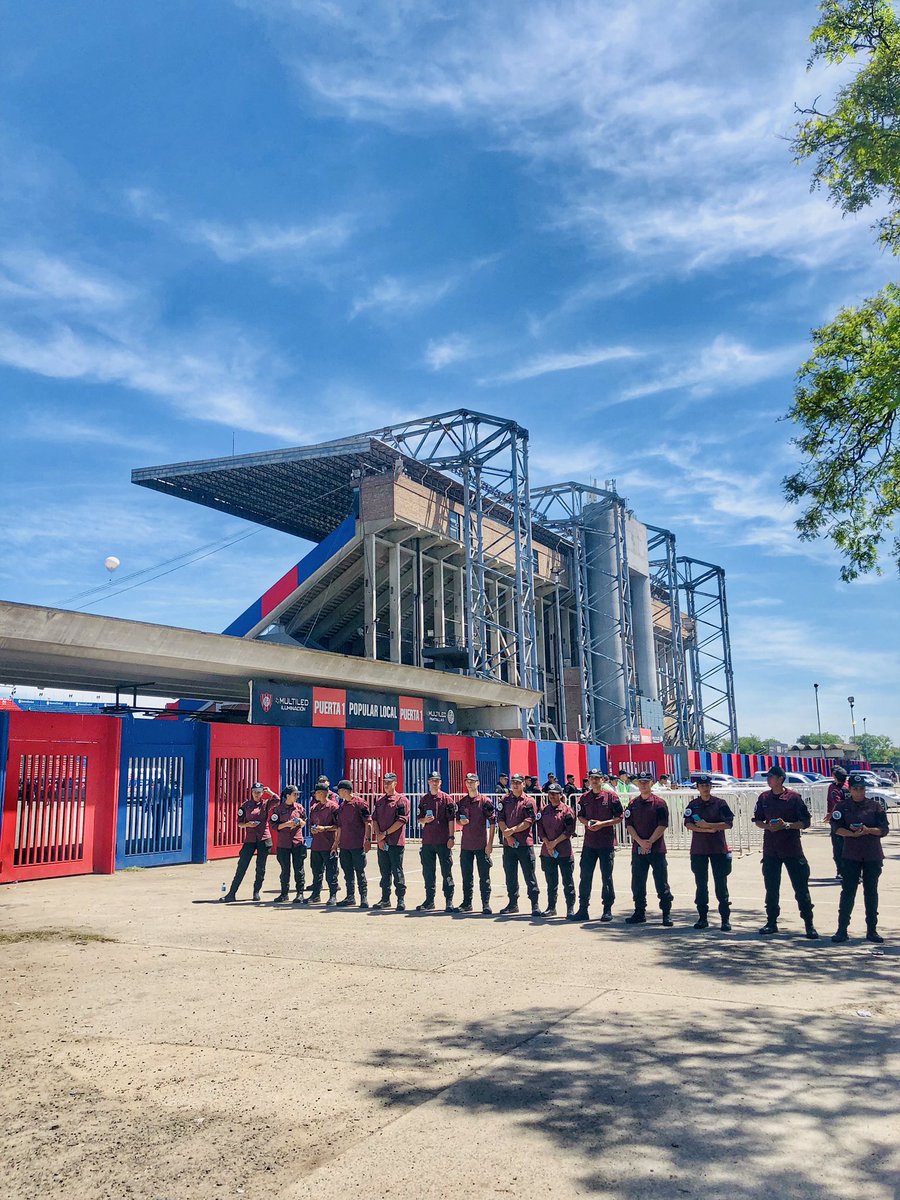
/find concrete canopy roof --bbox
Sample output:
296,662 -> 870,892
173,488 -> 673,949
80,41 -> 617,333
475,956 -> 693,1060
0,601 -> 541,710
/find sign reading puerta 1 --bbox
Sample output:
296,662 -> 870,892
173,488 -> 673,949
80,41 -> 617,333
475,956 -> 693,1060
250,681 -> 458,734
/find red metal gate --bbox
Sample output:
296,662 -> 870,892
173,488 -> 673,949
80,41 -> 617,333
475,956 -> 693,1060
207,726 -> 280,860
344,746 -> 404,803
0,713 -> 120,884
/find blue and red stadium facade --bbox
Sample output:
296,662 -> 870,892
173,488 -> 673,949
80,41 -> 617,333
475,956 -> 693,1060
0,707 -> 856,886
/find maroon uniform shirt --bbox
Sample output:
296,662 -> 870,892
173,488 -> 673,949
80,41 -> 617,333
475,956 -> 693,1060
830,796 -> 888,863
625,795 -> 669,855
373,793 -> 409,848
268,800 -> 305,849
334,795 -> 370,851
826,782 -> 847,817
538,802 -> 575,858
419,790 -> 456,846
456,793 -> 495,852
498,794 -> 538,847
683,794 -> 733,855
236,795 -> 274,845
753,789 -> 810,858
308,799 -> 339,853
578,789 -> 623,850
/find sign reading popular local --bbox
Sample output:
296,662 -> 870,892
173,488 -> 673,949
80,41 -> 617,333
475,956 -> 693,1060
250,680 -> 457,734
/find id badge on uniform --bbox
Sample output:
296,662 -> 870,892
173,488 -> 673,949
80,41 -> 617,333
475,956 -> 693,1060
304,834 -> 313,849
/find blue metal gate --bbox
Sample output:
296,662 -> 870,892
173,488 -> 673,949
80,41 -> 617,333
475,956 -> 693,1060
475,737 -> 507,797
280,728 -> 344,816
403,747 -> 449,839
116,720 -> 208,868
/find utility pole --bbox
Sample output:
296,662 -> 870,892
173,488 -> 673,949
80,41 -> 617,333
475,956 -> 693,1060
813,682 -> 822,748
847,695 -> 856,743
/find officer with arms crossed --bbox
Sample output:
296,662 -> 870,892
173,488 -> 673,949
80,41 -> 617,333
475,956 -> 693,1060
269,784 -> 307,904
456,772 -> 495,914
221,782 -> 278,902
624,772 -> 674,926
333,780 -> 371,909
497,773 -> 541,917
570,768 -> 623,923
307,782 -> 340,906
753,765 -> 817,938
684,774 -> 734,931
417,772 -> 459,913
538,783 -> 577,918
831,773 -> 889,943
371,772 -> 409,912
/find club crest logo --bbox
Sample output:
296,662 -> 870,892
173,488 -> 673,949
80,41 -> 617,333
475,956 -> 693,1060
260,692 -> 274,713
832,810 -> 841,820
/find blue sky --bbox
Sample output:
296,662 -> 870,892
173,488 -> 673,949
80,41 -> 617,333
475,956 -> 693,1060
1,0 -> 897,744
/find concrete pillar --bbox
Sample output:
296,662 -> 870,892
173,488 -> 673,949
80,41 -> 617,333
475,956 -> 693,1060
364,533 -> 377,659
583,499 -> 627,743
389,541 -> 401,664
630,569 -> 659,702
433,559 -> 445,646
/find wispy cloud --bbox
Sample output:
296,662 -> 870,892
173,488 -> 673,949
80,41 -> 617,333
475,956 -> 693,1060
423,333 -> 473,370
484,343 -> 639,385
11,413 -> 164,455
619,335 -> 803,403
0,246 -> 303,440
126,187 -> 354,263
732,615 -> 900,681
351,273 -> 457,318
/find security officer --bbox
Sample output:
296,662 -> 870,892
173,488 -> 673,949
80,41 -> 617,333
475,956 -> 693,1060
333,780 -> 371,909
269,785 -> 307,904
456,772 -> 495,914
831,773 -> 889,943
624,772 -> 673,926
753,765 -> 817,938
538,783 -> 576,918
615,769 -> 633,800
417,771 -> 458,913
497,774 -> 541,916
221,782 -> 278,902
371,772 -> 409,911
570,768 -> 623,922
563,774 -> 579,798
825,766 -> 848,880
684,774 -> 734,930
308,782 -> 340,905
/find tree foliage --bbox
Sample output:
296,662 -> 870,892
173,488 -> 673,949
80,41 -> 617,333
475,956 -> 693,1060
797,731 -> 845,745
853,731 -> 899,761
787,0 -> 900,577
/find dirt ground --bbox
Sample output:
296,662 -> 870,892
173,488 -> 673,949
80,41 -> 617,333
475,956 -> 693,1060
1,829 -> 898,1200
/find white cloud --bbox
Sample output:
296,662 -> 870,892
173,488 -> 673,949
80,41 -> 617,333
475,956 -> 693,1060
732,615 -> 900,682
126,187 -> 354,263
423,333 -> 473,370
351,273 -> 457,318
484,343 -> 639,385
619,335 -> 803,403
11,413 -> 163,455
0,246 -> 304,440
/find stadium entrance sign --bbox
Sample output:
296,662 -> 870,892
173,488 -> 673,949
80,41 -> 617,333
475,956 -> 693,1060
250,680 -> 458,734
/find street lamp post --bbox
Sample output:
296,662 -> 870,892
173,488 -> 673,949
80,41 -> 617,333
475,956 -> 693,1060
847,695 -> 856,743
813,683 -> 822,748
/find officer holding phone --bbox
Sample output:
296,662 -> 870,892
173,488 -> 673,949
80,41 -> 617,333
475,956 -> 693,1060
416,771 -> 458,913
269,784 -> 307,904
497,774 -> 541,916
684,774 -> 734,930
752,765 -> 817,938
307,781 -> 340,905
830,773 -> 889,943
624,772 -> 673,926
456,772 -> 495,914
571,768 -> 623,922
538,783 -> 576,918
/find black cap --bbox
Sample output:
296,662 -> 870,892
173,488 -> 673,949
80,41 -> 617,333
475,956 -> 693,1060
635,771 -> 654,781
383,772 -> 397,783
588,768 -> 603,778
848,772 -> 867,788
251,782 -> 264,790
695,773 -> 713,785
465,772 -> 479,782
317,775 -> 330,785
428,771 -> 442,781
833,766 -> 848,782
766,765 -> 786,779
547,782 -> 563,794
313,782 -> 329,793
337,779 -> 353,791
510,773 -> 525,783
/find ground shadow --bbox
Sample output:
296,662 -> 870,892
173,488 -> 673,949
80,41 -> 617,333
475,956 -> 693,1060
363,1002 -> 896,1198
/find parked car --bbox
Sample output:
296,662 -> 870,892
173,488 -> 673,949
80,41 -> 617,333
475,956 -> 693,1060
747,770 -> 816,788
854,771 -> 896,789
802,772 -> 829,783
686,772 -> 748,789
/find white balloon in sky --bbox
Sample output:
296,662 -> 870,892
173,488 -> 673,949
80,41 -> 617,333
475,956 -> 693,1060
104,556 -> 121,572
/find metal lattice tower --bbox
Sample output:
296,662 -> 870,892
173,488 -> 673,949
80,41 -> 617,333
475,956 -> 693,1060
531,482 -> 638,744
370,409 -> 540,735
646,526 -> 691,746
677,557 -> 738,751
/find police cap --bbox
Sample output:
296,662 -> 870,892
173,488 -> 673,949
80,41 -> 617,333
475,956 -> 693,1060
847,772 -> 867,788
635,771 -> 654,781
695,773 -> 713,785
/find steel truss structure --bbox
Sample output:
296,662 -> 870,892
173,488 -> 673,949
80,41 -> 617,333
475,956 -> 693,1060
646,526 -> 691,746
531,482 -> 638,744
369,409 -> 540,735
676,557 -> 738,751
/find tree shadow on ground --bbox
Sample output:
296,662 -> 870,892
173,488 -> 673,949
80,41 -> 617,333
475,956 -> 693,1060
364,1002 -> 897,1199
